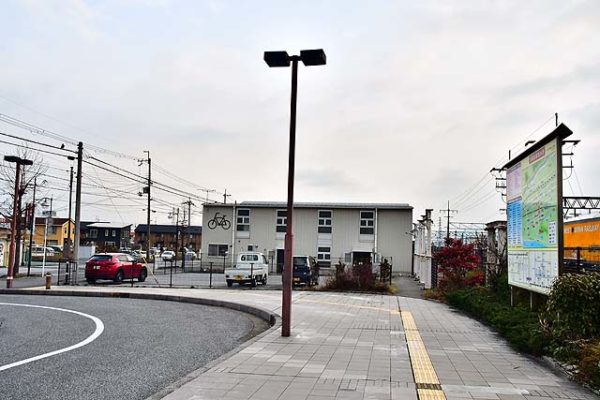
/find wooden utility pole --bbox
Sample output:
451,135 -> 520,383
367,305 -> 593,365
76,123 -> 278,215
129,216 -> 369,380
73,142 -> 83,285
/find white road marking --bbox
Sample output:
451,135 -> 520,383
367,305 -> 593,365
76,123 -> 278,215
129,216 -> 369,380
0,302 -> 105,372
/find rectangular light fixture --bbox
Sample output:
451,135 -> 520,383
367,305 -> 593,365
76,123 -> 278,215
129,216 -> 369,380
300,49 -> 326,66
264,51 -> 291,67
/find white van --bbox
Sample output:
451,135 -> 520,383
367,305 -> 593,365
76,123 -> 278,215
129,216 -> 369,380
224,252 -> 269,287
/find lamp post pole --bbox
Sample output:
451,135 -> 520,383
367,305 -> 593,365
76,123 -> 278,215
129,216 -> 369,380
27,177 -> 37,277
4,155 -> 33,288
41,197 -> 53,277
264,49 -> 326,337
281,56 -> 299,337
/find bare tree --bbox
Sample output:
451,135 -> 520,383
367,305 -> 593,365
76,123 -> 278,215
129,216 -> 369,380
0,148 -> 48,275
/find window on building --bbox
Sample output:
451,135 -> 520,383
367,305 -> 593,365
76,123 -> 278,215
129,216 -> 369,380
236,209 -> 250,232
208,244 -> 229,256
112,230 -> 116,237
104,230 -> 109,237
317,246 -> 331,267
89,229 -> 98,238
49,226 -> 57,235
360,211 -> 374,235
344,252 -> 352,263
276,210 -> 287,233
318,210 -> 332,233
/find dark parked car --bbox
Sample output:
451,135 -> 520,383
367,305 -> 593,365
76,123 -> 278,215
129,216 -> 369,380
85,253 -> 148,284
293,256 -> 319,287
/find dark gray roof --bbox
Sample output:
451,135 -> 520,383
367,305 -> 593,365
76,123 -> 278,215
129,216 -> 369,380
135,224 -> 202,234
205,201 -> 412,210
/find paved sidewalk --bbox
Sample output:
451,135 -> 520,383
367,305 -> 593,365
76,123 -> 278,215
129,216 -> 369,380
8,286 -> 598,400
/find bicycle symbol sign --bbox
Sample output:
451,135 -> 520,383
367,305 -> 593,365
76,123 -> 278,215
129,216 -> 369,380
208,212 -> 231,230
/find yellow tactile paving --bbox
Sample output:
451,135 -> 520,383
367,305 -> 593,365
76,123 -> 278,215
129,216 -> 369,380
417,388 -> 447,400
401,311 -> 446,400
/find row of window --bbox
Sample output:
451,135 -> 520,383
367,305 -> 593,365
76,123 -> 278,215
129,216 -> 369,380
88,229 -> 118,238
236,209 -> 375,235
207,243 -> 333,266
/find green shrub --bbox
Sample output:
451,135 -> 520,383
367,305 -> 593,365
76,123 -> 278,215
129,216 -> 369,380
544,273 -> 600,341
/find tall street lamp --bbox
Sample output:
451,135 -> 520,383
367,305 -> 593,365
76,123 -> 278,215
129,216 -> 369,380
264,49 -> 326,337
40,196 -> 54,277
4,155 -> 33,288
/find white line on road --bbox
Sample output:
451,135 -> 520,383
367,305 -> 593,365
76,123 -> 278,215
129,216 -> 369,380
0,302 -> 105,372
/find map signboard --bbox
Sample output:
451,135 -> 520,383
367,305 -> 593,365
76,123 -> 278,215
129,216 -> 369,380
506,137 -> 560,294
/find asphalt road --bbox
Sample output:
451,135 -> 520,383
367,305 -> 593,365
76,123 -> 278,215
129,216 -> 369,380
0,294 -> 269,400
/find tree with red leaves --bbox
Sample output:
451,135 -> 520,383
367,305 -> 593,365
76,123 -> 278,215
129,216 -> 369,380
434,238 -> 482,292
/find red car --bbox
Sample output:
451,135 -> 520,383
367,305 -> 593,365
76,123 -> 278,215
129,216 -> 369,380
85,253 -> 148,284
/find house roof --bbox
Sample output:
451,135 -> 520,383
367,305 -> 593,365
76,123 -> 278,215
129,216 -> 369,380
135,224 -> 202,235
86,222 -> 132,229
205,201 -> 412,210
35,217 -> 72,226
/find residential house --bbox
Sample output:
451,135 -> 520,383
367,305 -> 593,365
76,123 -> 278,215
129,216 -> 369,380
33,217 -> 75,249
202,201 -> 413,273
80,222 -> 132,252
134,224 -> 202,252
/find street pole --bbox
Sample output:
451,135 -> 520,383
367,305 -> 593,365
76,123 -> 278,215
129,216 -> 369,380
446,200 -> 450,241
27,177 -> 37,277
72,141 -> 83,285
7,163 -> 23,288
170,208 -> 179,288
223,189 -> 231,204
67,165 -> 74,259
41,197 -> 52,277
281,56 -> 299,337
144,151 -> 151,269
264,48 -> 326,337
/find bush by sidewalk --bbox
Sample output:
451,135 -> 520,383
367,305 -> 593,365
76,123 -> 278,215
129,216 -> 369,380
321,261 -> 395,294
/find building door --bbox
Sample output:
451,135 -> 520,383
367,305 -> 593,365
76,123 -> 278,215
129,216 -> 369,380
276,249 -> 285,273
352,251 -> 371,265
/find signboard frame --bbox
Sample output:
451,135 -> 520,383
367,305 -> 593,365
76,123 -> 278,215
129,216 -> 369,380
502,123 -> 572,295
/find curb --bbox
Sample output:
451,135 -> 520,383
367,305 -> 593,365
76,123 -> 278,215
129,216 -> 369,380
0,288 -> 278,327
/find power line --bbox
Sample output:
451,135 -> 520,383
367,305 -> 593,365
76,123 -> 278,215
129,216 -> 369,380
0,131 -> 77,153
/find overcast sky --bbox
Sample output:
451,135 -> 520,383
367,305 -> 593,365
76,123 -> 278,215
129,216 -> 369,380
0,0 -> 598,230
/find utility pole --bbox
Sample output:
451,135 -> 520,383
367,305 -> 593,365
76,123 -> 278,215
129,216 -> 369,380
27,177 -> 37,277
170,207 -> 179,288
67,160 -> 74,260
200,188 -> 215,203
223,189 -> 231,204
72,141 -> 83,285
440,201 -> 457,243
143,151 -> 151,265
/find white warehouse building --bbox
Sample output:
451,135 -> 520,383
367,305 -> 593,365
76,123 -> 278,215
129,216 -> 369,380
201,201 -> 413,274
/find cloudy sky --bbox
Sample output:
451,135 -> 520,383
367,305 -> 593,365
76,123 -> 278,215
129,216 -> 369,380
0,0 -> 598,230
